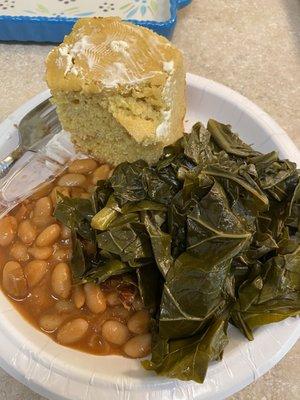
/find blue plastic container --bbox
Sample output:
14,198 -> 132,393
0,0 -> 192,42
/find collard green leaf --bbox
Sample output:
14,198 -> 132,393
244,232 -> 278,262
144,317 -> 229,383
91,180 -> 112,213
183,122 -> 212,165
64,118 -> 300,385
97,221 -> 153,264
143,214 -> 173,277
142,168 -> 179,205
71,235 -> 89,279
136,264 -> 162,312
207,119 -> 258,157
204,165 -> 269,213
91,195 -> 120,231
186,180 -> 252,263
121,200 -> 166,214
84,259 -> 132,284
54,196 -> 94,241
159,252 -> 230,339
287,180 -> 300,232
110,160 -> 148,206
233,244 -> 300,338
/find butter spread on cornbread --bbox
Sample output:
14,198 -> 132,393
46,17 -> 186,165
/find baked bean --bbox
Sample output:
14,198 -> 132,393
127,310 -> 150,334
51,263 -> 72,299
102,320 -> 130,346
2,261 -> 28,299
31,216 -> 55,229
36,224 -> 61,247
106,291 -> 121,307
55,300 -> 75,313
0,216 -> 17,247
123,334 -> 151,358
50,186 -> 70,206
51,246 -> 71,263
30,182 -> 53,200
24,260 -> 48,288
97,305 -> 131,328
10,241 -> 29,262
33,197 -> 53,218
61,225 -> 71,240
111,306 -> 132,323
92,165 -> 111,184
72,285 -> 85,309
84,283 -> 106,314
18,220 -> 37,245
39,314 -> 64,332
28,246 -> 53,260
57,318 -> 89,345
58,174 -> 86,187
0,250 -> 6,269
14,204 -> 29,222
68,159 -> 97,174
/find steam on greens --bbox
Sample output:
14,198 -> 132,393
54,119 -> 300,384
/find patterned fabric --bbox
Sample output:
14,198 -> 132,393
0,0 -> 169,22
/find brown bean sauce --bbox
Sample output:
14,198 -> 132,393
0,159 -> 151,358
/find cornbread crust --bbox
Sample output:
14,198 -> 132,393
46,17 -> 186,163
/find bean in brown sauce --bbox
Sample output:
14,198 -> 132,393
51,262 -> 72,299
57,318 -> 89,345
72,285 -> 85,309
28,246 -> 53,260
18,220 -> 36,245
123,334 -> 151,358
39,314 -> 64,333
84,283 -> 106,314
2,261 -> 28,299
0,161 -> 151,359
10,241 -> 29,262
0,216 -> 17,247
33,196 -> 53,218
92,164 -> 111,185
68,159 -> 98,174
127,310 -> 151,335
36,224 -> 61,247
24,260 -> 48,288
58,173 -> 86,187
102,320 -> 130,346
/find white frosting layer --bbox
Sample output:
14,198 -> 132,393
156,60 -> 175,139
58,35 -> 94,76
110,40 -> 129,56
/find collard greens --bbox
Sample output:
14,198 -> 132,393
54,120 -> 300,384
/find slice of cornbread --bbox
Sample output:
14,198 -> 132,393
45,17 -> 185,165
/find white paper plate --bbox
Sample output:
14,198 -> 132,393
0,73 -> 299,400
